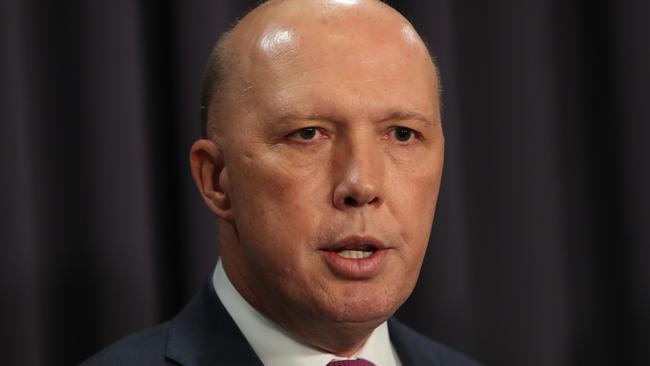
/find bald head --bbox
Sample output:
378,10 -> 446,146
200,0 -> 438,138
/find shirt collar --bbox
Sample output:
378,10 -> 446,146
212,259 -> 402,366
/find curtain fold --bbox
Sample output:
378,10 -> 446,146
1,0 -> 647,365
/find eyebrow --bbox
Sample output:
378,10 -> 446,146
274,110 -> 435,127
377,110 -> 435,127
275,112 -> 340,123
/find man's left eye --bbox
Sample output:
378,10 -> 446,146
393,127 -> 416,142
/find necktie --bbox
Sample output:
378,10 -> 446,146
326,359 -> 375,366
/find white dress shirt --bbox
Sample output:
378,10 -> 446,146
212,259 -> 403,366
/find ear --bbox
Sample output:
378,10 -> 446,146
190,139 -> 233,222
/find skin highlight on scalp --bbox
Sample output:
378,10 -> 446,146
199,0 -> 440,140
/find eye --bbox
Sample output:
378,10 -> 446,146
297,127 -> 317,140
392,127 -> 416,142
287,127 -> 326,142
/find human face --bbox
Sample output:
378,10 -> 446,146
218,15 -> 443,337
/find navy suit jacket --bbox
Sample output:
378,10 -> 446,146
81,279 -> 481,366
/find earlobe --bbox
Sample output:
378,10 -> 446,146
189,139 -> 233,222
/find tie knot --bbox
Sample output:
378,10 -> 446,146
326,359 -> 375,366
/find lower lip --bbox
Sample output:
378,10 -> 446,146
321,249 -> 388,279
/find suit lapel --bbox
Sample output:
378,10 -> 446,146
388,319 -> 441,366
165,279 -> 264,366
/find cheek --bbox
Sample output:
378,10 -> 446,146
227,149 -> 331,253
386,156 -> 443,250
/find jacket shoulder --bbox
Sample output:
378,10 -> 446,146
388,319 -> 483,366
79,322 -> 173,366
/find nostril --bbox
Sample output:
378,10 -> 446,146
344,196 -> 357,206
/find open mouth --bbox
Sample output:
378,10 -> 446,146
320,235 -> 388,278
334,245 -> 378,259
321,235 -> 386,260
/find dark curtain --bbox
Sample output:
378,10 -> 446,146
1,0 -> 648,365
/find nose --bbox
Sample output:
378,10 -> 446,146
332,136 -> 384,210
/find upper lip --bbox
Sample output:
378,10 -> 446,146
319,235 -> 388,252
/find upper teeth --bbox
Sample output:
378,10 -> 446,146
337,250 -> 373,259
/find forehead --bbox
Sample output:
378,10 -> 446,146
228,2 -> 438,123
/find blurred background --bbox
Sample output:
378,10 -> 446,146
1,0 -> 648,365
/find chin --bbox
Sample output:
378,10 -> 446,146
316,282 -> 410,325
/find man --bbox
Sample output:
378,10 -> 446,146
83,0 -> 481,365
